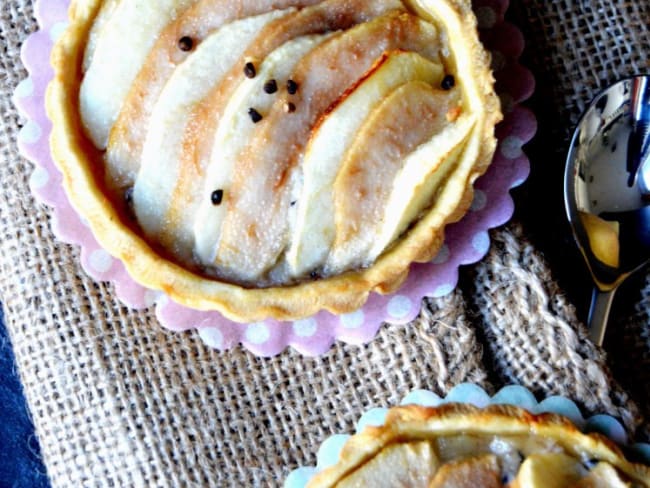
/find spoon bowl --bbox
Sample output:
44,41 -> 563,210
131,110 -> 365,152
564,75 -> 650,346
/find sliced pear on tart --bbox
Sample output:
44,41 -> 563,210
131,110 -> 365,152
573,462 -> 631,488
367,114 -> 475,266
105,0 -> 393,190
306,404 -> 650,488
428,454 -> 502,488
214,11 -> 444,282
49,0 -> 504,320
131,11 -> 290,260
510,452 -> 585,488
192,33 -> 333,265
79,0 -> 199,150
336,441 -> 439,487
325,81 -> 466,273
287,51 -> 444,277
131,0 -> 403,263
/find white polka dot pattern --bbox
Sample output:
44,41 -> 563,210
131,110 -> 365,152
470,189 -> 487,212
198,327 -> 224,349
29,166 -> 49,190
340,310 -> 364,329
144,290 -> 161,308
432,283 -> 455,298
387,295 -> 412,319
472,232 -> 490,255
14,77 -> 34,99
245,322 -> 271,344
88,249 -> 113,273
512,176 -> 527,188
501,136 -> 524,159
49,21 -> 69,42
19,120 -> 42,144
292,318 -> 318,338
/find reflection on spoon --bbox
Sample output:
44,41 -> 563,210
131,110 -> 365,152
578,211 -> 619,269
565,75 -> 650,346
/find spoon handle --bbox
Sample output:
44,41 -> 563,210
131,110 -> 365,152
587,287 -> 616,346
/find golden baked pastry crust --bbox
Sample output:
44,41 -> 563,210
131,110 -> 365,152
307,403 -> 650,487
47,0 -> 501,322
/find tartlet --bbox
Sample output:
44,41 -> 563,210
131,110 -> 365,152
47,0 -> 501,322
308,403 -> 650,487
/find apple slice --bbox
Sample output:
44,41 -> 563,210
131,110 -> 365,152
80,0 -> 198,149
324,82 -> 468,273
214,11 -> 443,282
132,11 -> 289,259
192,33 -> 333,264
336,441 -> 439,487
286,51 -> 444,277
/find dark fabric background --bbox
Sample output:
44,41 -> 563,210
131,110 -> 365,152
0,308 -> 48,488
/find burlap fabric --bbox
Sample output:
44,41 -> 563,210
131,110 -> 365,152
0,0 -> 649,486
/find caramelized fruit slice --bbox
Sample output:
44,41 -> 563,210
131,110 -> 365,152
428,454 -> 502,488
132,11 -> 288,259
572,462 -> 630,488
337,441 -> 439,488
105,0 -> 326,187
327,81 -> 465,272
368,113 -> 475,265
510,452 -> 585,488
215,11 -> 442,282
287,51 -> 444,277
80,0 -> 198,148
193,33 -> 332,264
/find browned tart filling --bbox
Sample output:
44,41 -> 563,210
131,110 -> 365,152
308,404 -> 650,487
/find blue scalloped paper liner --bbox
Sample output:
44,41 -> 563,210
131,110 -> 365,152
284,384 -> 650,487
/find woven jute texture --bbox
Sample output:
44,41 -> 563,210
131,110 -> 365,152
1,0 -> 649,486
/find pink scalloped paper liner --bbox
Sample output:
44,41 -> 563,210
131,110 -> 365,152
15,0 -> 535,357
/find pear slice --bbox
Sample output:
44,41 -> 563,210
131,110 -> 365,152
337,441 -> 439,488
80,0 -> 198,149
510,452 -> 584,488
192,33 -> 333,264
572,462 -> 630,488
83,0 -> 120,72
104,0 -> 327,189
366,114 -> 475,265
215,11 -> 443,283
286,51 -> 444,277
132,11 -> 288,259
428,454 -> 502,488
324,83 -> 469,274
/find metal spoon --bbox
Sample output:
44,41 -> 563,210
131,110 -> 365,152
564,75 -> 650,346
